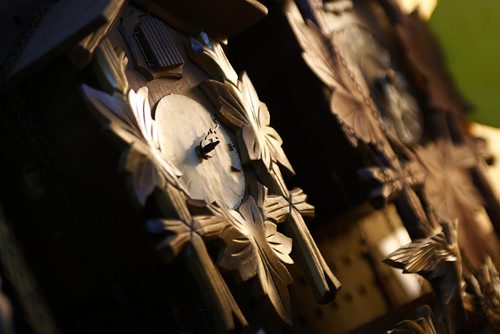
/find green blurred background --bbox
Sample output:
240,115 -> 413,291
429,0 -> 500,127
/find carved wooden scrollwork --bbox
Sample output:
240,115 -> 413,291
287,4 -> 439,241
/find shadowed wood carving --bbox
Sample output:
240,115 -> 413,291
287,6 -> 436,240
362,139 -> 498,265
288,12 -> 389,153
465,256 -> 500,328
376,0 -> 470,115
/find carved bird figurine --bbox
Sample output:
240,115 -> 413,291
384,220 -> 466,333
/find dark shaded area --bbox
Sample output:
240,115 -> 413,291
0,56 -> 216,333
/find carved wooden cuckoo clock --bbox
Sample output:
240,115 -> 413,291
80,3 -> 340,332
287,0 -> 499,258
286,0 -> 499,332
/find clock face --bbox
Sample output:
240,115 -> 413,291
336,25 -> 424,145
155,94 -> 245,209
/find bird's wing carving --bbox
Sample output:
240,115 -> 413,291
384,231 -> 457,279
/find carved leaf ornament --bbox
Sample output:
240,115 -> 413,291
192,34 -> 295,176
287,13 -> 388,153
82,84 -> 182,205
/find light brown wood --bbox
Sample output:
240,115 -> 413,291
155,94 -> 245,209
92,38 -> 129,94
287,3 -> 433,241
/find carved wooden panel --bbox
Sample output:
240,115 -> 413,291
132,0 -> 268,41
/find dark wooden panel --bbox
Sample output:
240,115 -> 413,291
11,0 -> 118,80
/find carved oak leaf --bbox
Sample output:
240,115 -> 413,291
415,141 -> 483,222
359,157 -> 424,205
200,73 -> 295,175
81,85 -> 182,205
146,186 -> 247,331
218,194 -> 294,324
287,13 -> 388,152
151,183 -> 296,324
190,32 -> 239,86
257,186 -> 315,224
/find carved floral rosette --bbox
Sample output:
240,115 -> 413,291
81,7 -> 340,332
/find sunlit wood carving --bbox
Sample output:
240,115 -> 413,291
384,220 -> 466,333
81,10 -> 340,328
147,184 -> 298,323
